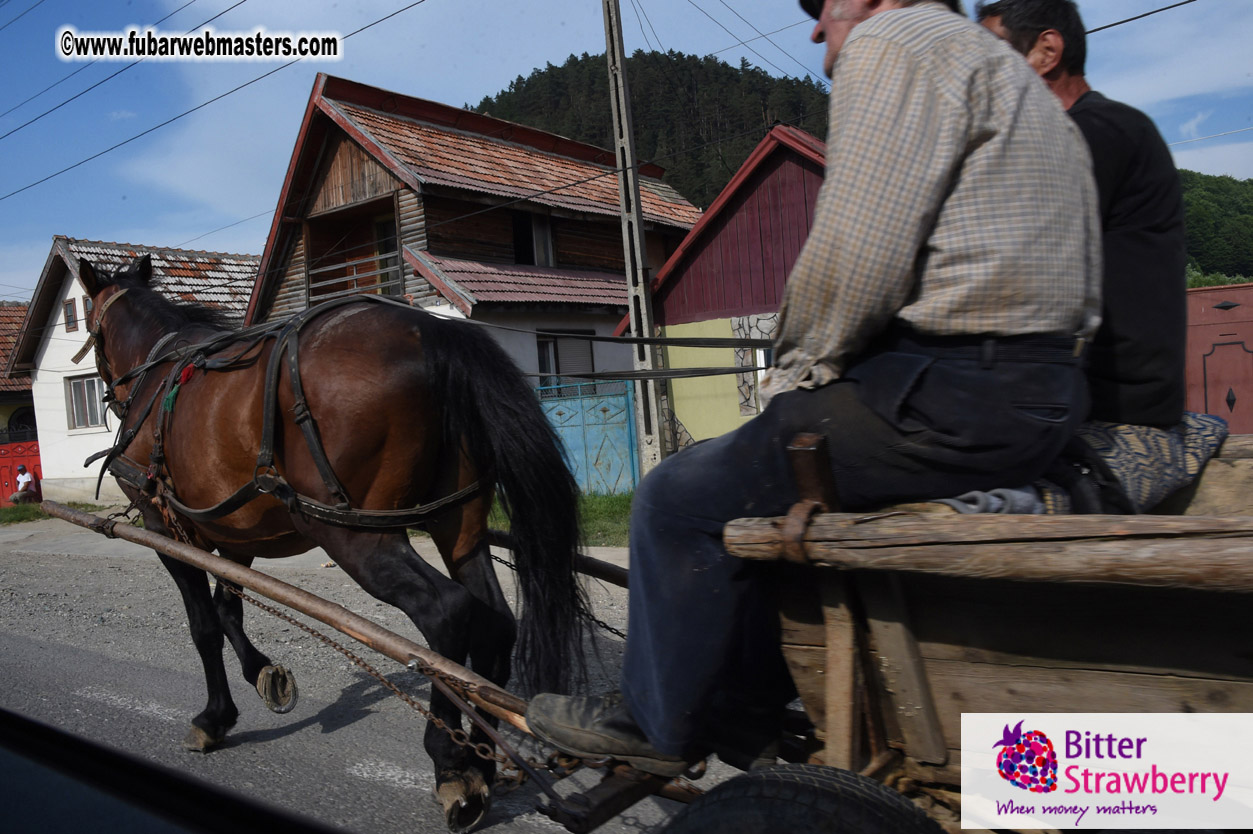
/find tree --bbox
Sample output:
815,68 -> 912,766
475,50 -> 829,209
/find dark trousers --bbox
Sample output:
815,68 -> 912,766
620,342 -> 1087,754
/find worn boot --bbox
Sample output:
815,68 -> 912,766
526,692 -> 694,778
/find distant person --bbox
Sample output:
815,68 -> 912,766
978,0 -> 1187,428
10,465 -> 41,505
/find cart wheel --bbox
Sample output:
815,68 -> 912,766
662,764 -> 942,834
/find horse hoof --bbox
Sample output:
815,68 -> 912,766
435,769 -> 492,834
256,664 -> 298,714
182,724 -> 222,752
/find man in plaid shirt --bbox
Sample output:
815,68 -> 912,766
529,0 -> 1101,776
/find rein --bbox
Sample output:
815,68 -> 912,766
88,294 -> 483,529
71,287 -> 131,365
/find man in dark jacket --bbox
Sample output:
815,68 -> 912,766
978,0 -> 1187,429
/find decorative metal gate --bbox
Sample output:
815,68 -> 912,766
539,382 -> 637,494
0,438 -> 41,507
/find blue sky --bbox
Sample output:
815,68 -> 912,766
0,0 -> 1249,302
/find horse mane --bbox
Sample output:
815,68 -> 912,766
105,268 -> 239,335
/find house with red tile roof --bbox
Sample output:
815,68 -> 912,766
0,303 -> 35,432
5,236 -> 256,502
0,302 -> 41,505
616,124 -> 825,445
247,73 -> 701,392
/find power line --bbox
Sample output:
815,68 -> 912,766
0,0 -> 249,144
714,0 -> 824,84
1169,124 -> 1253,147
176,210 -> 272,248
0,61 -> 297,203
626,0 -> 658,51
684,0 -> 793,80
0,0 -> 47,36
1086,0 -> 1199,34
0,98 -> 832,345
100,100 -> 830,297
0,0 -> 199,120
711,20 -> 813,56
0,0 -> 433,204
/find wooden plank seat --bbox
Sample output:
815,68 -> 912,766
724,433 -> 1253,825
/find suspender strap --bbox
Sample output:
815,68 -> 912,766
283,324 -> 352,509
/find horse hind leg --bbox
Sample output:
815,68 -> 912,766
298,520 -> 491,833
212,567 -> 298,715
426,497 -> 518,833
430,542 -> 512,834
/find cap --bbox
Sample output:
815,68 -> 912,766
799,0 -> 963,19
16,465 -> 26,471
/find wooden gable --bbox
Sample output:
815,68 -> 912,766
657,150 -> 821,326
309,133 -> 400,215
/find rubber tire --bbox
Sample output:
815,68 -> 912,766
662,764 -> 943,834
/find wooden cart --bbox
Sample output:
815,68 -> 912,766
698,433 -> 1253,832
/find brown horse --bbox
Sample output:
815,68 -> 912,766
78,254 -> 588,832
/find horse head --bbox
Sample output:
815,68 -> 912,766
77,254 -> 155,397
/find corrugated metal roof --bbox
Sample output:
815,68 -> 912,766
418,253 -> 627,307
0,305 -> 31,392
327,99 -> 702,230
64,238 -> 258,322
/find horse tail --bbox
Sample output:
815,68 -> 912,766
417,312 -> 588,694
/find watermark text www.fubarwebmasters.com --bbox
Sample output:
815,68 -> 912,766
57,26 -> 343,61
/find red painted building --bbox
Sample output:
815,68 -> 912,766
616,125 -> 825,443
1187,282 -> 1253,433
0,302 -> 39,504
646,124 -> 825,328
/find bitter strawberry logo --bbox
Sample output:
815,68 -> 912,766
994,720 -> 1058,793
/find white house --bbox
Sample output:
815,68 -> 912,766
5,237 -> 256,503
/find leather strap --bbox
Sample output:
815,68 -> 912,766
95,294 -> 482,529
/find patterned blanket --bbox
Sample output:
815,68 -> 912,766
938,412 -> 1230,515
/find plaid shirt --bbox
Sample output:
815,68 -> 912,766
765,3 -> 1102,396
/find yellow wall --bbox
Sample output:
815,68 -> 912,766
664,319 -> 754,442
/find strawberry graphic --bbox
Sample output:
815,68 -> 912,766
993,720 -> 1057,793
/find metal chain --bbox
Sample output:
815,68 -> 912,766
489,552 -> 628,641
126,513 -> 628,790
105,494 -> 145,526
217,580 -> 551,789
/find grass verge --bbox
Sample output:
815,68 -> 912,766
0,501 -> 109,526
483,491 -> 633,548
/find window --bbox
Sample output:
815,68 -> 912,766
64,299 -> 78,332
513,211 -> 553,267
82,295 -> 94,316
66,375 -> 107,429
537,330 -> 594,397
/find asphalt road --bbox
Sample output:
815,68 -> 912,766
0,511 -> 727,834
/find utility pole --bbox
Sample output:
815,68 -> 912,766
602,0 -> 663,476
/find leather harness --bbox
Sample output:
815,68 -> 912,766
85,294 -> 482,529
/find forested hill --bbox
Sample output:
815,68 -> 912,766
474,50 -> 829,210
476,51 -> 1251,284
1180,169 -> 1253,285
